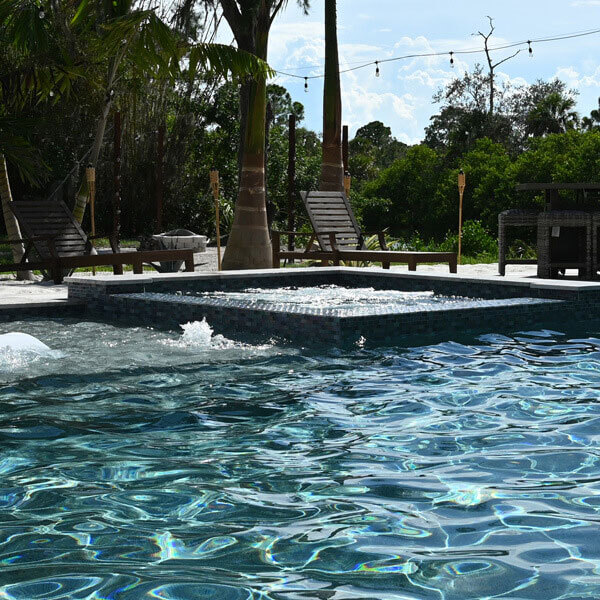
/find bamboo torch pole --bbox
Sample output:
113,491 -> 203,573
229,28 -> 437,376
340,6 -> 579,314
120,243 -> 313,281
457,169 -> 466,266
210,169 -> 222,271
86,165 -> 96,276
343,171 -> 351,197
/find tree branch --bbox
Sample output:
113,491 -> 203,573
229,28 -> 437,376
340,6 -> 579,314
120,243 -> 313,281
492,49 -> 522,69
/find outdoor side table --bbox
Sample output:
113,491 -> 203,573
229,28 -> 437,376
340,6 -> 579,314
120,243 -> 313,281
537,211 -> 592,279
498,209 -> 539,276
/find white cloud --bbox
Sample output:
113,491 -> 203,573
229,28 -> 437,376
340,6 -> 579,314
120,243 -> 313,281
570,0 -> 600,5
552,65 -> 600,88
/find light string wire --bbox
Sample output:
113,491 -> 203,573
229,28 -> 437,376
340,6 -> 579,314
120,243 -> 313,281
273,27 -> 600,82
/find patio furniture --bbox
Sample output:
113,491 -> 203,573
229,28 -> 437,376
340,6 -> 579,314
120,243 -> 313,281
591,212 -> 600,278
4,200 -> 196,283
515,183 -> 600,210
536,211 -> 592,279
272,191 -> 457,272
498,209 -> 539,276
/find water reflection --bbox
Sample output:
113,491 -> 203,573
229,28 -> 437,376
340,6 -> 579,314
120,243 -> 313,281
0,320 -> 600,598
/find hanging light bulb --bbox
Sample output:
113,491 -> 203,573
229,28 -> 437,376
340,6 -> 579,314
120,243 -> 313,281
304,77 -> 308,93
449,52 -> 454,68
528,40 -> 533,57
375,61 -> 380,78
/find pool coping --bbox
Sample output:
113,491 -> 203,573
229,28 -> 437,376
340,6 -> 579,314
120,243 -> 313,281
64,266 -> 600,292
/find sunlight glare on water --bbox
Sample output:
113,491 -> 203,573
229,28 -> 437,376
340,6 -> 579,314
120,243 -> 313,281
1,318 -> 600,599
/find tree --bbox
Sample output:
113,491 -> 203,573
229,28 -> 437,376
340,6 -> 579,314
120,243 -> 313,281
425,64 -> 513,158
362,145 -> 443,237
319,0 -> 343,191
476,17 -> 521,115
70,0 -> 268,225
582,97 -> 600,131
348,120 -> 407,187
525,92 -> 579,137
218,0 -> 310,270
1,0 -> 272,249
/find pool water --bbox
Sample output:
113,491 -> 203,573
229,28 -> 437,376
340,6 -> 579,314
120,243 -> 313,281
1,319 -> 600,599
195,285 -> 471,310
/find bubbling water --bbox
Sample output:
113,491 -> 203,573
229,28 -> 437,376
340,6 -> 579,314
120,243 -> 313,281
179,318 -> 250,350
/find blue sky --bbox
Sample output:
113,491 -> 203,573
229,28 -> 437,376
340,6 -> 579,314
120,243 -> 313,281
221,0 -> 600,143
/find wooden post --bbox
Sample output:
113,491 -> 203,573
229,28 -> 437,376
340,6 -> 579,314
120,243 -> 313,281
113,111 -> 121,250
210,169 -> 222,271
86,165 -> 96,275
156,122 -> 165,232
458,169 -> 466,266
287,113 -> 296,252
342,124 -> 349,173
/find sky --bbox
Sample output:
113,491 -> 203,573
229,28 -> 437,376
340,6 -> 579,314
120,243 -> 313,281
219,0 -> 600,144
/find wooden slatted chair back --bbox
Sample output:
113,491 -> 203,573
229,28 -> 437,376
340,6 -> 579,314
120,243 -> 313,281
300,191 -> 364,251
9,200 -> 90,259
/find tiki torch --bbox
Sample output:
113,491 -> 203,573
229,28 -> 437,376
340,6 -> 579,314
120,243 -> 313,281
343,171 -> 351,197
86,165 -> 96,275
210,169 -> 222,271
457,169 -> 466,266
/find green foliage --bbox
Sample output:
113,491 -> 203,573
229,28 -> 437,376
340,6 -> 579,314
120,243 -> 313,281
440,220 -> 497,256
348,120 -> 407,191
351,194 -> 392,232
362,145 -> 443,236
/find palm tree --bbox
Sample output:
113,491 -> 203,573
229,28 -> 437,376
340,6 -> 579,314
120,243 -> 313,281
526,92 -> 579,137
1,0 -> 272,242
71,0 -> 269,224
0,155 -> 32,280
319,0 -> 343,191
582,97 -> 600,132
219,0 -> 310,270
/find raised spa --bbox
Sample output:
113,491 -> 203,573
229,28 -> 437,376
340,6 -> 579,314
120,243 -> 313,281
67,268 -> 578,346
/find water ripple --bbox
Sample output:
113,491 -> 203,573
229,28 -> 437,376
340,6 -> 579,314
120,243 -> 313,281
2,320 -> 600,598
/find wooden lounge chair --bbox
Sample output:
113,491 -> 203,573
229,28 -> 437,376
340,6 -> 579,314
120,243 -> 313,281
272,191 -> 457,272
3,200 -> 195,283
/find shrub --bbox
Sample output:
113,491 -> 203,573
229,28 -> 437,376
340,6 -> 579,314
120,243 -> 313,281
440,220 -> 497,256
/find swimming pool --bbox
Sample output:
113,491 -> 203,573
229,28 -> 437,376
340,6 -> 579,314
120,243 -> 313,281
1,317 -> 600,599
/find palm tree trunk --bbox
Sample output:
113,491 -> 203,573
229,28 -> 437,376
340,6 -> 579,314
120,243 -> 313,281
320,0 -> 344,192
0,155 -> 34,280
221,17 -> 271,270
73,53 -> 123,223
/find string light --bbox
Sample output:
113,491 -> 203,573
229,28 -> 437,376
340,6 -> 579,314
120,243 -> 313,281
273,26 -> 600,84
375,61 -> 380,77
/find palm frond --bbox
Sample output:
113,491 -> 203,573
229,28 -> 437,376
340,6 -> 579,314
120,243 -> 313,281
188,43 -> 275,81
0,117 -> 48,186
